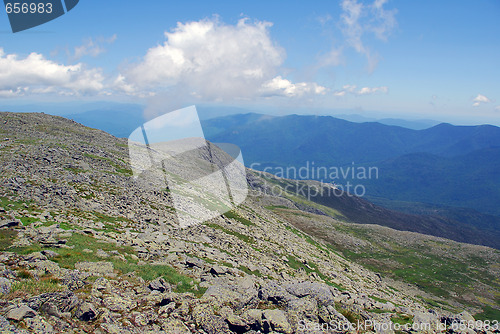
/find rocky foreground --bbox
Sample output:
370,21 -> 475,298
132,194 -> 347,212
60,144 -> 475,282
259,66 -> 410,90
0,112 -> 498,333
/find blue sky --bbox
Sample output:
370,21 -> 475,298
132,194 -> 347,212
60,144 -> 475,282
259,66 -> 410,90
0,0 -> 499,125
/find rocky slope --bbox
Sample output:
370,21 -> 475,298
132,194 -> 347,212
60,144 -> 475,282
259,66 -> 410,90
0,112 -> 498,333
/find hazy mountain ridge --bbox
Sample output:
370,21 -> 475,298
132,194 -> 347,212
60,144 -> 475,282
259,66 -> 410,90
203,113 -> 500,218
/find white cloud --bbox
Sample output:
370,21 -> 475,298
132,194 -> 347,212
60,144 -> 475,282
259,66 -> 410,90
371,0 -> 398,41
318,48 -> 344,68
0,48 -> 105,97
336,0 -> 397,71
72,34 -> 117,60
472,94 -> 491,107
120,18 -> 325,102
333,84 -> 388,96
260,76 -> 327,97
341,0 -> 365,54
357,86 -> 388,95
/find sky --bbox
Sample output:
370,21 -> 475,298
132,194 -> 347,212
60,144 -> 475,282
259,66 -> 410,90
0,0 -> 499,125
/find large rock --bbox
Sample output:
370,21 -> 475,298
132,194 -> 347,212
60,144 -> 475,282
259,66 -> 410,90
22,315 -> 54,334
0,315 -> 29,333
93,277 -> 112,292
6,305 -> 37,321
241,309 -> 263,331
203,282 -> 257,309
209,265 -> 229,276
284,281 -> 335,306
0,220 -> 20,229
161,318 -> 191,333
26,291 -> 79,313
103,295 -> 137,312
28,260 -> 62,277
317,304 -> 351,327
73,302 -> 97,321
457,310 -> 475,322
148,277 -> 170,293
60,271 -> 85,291
39,302 -> 62,318
75,261 -> 115,277
259,282 -> 297,305
192,304 -> 231,334
286,296 -> 319,326
413,310 -> 441,333
226,313 -> 249,333
262,309 -> 293,334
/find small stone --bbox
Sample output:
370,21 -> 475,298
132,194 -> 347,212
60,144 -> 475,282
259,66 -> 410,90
41,250 -> 59,258
96,249 -> 110,258
148,277 -> 170,293
40,302 -> 61,318
0,277 -> 11,294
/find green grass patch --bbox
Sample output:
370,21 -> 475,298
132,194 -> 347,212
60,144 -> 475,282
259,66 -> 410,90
335,303 -> 363,324
474,305 -> 500,321
0,229 -> 17,251
370,295 -> 390,303
418,297 -> 453,310
133,264 -> 201,294
285,225 -> 303,237
5,276 -> 65,299
18,217 -> 38,226
324,280 -> 346,291
265,205 -> 289,210
0,196 -> 37,212
206,223 -> 254,243
391,314 -> 413,326
82,153 -> 132,176
369,309 -> 393,314
220,261 -> 234,268
114,167 -> 133,176
286,255 -> 307,271
285,255 -> 344,290
10,233 -> 204,296
238,265 -> 262,277
223,210 -> 255,226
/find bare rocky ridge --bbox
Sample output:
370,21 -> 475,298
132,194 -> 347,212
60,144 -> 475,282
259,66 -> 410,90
0,112 -> 498,333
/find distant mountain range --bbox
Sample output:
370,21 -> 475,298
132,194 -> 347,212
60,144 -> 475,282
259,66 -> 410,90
331,114 -> 440,130
202,113 -> 500,218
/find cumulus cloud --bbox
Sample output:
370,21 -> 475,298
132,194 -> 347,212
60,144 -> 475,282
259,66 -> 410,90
120,18 -> 325,103
333,84 -> 387,96
72,34 -> 117,60
0,48 -> 105,97
472,94 -> 491,107
260,76 -> 326,97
